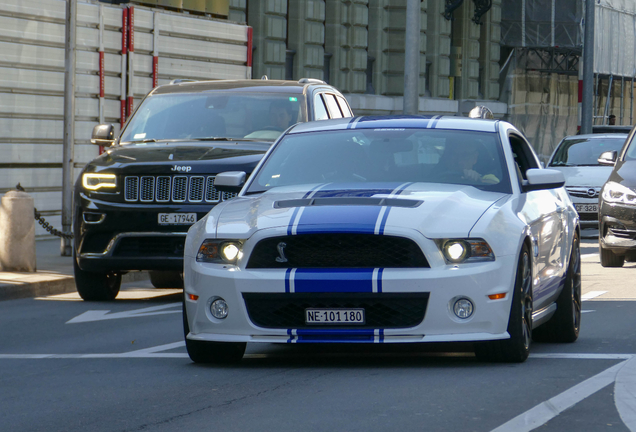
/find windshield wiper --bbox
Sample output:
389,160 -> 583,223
191,137 -> 273,142
549,161 -> 574,166
121,138 -> 158,144
244,189 -> 268,195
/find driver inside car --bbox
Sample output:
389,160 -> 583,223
439,141 -> 500,184
267,100 -> 293,131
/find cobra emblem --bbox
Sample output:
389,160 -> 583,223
275,242 -> 288,263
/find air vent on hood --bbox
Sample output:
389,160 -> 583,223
274,197 -> 423,209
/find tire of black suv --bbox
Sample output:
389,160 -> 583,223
73,253 -> 122,301
600,243 -> 624,267
182,302 -> 246,364
149,271 -> 184,289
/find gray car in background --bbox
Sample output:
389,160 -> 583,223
548,134 -> 628,228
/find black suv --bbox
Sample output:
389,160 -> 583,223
74,78 -> 353,300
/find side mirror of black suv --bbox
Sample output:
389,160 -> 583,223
91,124 -> 116,147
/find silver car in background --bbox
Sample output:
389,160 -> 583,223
548,134 -> 628,228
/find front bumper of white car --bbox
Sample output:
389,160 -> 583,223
184,228 -> 519,344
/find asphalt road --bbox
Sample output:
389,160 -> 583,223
1,236 -> 635,432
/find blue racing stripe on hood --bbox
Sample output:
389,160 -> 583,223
295,205 -> 382,234
293,269 -> 374,293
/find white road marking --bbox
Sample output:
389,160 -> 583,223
491,361 -> 628,432
125,341 -> 185,355
66,302 -> 181,324
581,310 -> 596,314
582,291 -> 608,301
581,253 -> 598,259
530,353 -> 633,360
615,356 -> 636,431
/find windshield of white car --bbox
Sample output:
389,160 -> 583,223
119,92 -> 306,144
246,129 -> 512,194
550,137 -> 626,166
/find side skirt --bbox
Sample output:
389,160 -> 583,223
532,303 -> 557,329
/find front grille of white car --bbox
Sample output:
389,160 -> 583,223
246,234 -> 429,269
566,186 -> 600,199
124,175 -> 237,203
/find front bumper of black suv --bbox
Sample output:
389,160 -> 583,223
74,192 -> 216,272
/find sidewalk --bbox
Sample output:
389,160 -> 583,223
0,239 -> 147,301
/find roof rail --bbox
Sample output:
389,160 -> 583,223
169,79 -> 198,85
298,78 -> 326,84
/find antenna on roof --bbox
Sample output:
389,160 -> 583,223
261,75 -> 269,80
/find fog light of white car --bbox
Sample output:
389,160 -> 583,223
453,298 -> 474,319
210,298 -> 229,319
444,241 -> 469,263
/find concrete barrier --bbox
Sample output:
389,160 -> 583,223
0,190 -> 36,272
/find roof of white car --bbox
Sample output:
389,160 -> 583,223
288,115 -> 499,134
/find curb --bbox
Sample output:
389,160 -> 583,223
0,271 -> 149,301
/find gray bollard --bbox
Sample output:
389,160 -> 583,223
0,190 -> 37,272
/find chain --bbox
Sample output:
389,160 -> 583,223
34,208 -> 74,239
14,184 -> 74,239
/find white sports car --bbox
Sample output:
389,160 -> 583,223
183,116 -> 581,363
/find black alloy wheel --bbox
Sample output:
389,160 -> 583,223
533,233 -> 582,343
73,252 -> 121,301
475,243 -> 532,363
183,300 -> 246,364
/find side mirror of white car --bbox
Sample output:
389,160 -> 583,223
598,150 -> 618,166
215,171 -> 246,193
522,169 -> 565,192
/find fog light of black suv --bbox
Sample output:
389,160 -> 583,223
210,298 -> 229,319
453,298 -> 474,319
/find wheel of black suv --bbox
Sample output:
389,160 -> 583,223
533,233 -> 581,343
475,243 -> 532,363
600,243 -> 624,267
149,271 -> 184,289
182,302 -> 246,364
73,253 -> 121,301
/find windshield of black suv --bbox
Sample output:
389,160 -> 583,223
549,136 -> 627,166
119,92 -> 307,144
247,128 -> 511,194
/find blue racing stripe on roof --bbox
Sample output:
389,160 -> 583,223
346,117 -> 358,129
293,269 -> 374,293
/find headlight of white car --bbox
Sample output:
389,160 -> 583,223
436,238 -> 495,264
82,173 -> 117,191
601,181 -> 636,205
196,239 -> 244,264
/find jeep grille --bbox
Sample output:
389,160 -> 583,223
124,175 -> 237,203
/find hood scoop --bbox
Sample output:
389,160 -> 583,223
274,197 -> 423,209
